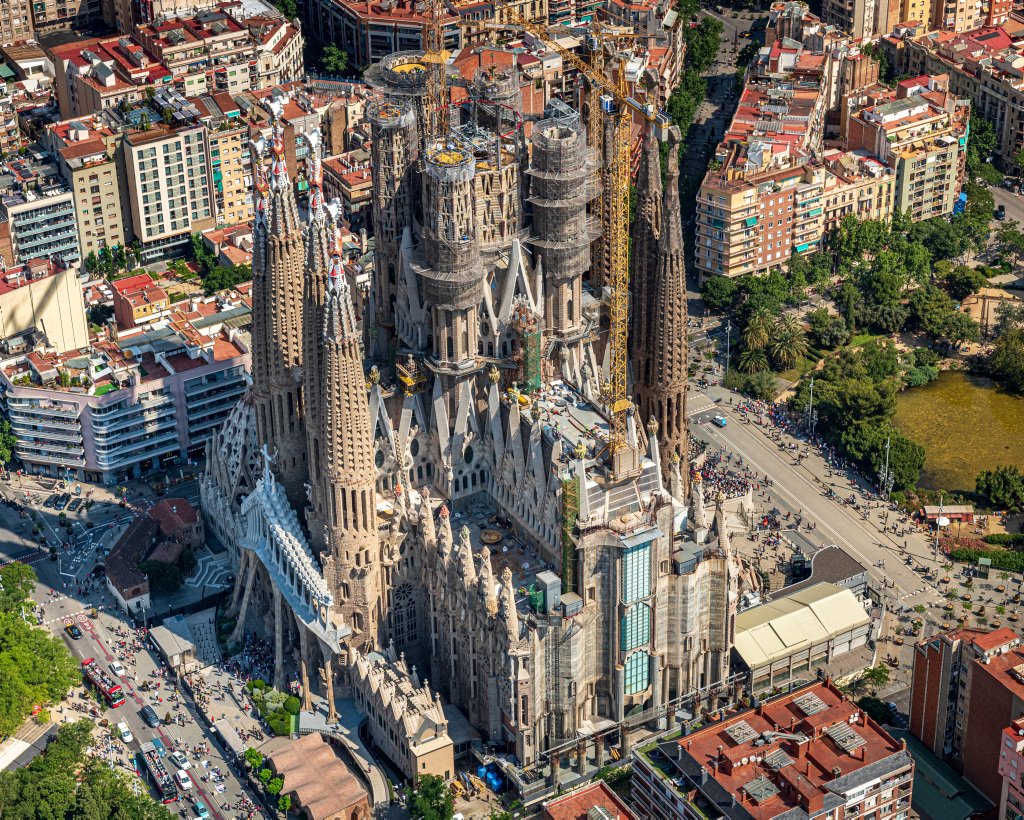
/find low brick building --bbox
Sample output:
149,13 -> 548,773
148,497 -> 203,549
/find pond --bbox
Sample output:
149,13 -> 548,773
894,371 -> 1024,493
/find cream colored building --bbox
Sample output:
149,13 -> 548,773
0,0 -> 32,46
0,260 -> 89,352
192,96 -> 253,227
123,116 -> 215,261
351,646 -> 455,783
44,116 -> 130,259
733,582 -> 873,696
821,150 -> 895,233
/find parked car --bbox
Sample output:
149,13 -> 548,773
192,799 -> 210,819
175,769 -> 193,790
169,751 -> 191,771
140,705 -> 160,728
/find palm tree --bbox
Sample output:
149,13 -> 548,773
742,308 -> 773,351
769,327 -> 809,370
737,349 -> 769,374
776,314 -> 803,337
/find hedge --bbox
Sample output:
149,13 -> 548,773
950,547 -> 1024,573
983,533 -> 1024,547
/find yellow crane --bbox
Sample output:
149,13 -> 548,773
502,11 -> 669,462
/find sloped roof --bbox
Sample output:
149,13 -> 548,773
734,583 -> 870,669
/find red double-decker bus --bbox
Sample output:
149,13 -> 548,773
81,657 -> 126,708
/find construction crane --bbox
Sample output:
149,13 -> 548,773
422,0 -> 451,139
503,11 -> 670,465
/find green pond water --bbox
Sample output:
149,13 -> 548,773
893,371 -> 1024,492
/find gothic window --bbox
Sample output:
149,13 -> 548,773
621,542 -> 652,604
621,603 -> 651,652
391,582 -> 417,648
410,438 -> 420,457
375,449 -> 385,469
624,650 -> 650,695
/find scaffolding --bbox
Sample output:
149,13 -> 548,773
560,473 -> 579,595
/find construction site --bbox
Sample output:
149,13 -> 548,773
203,4 -> 766,806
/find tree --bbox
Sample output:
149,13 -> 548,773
258,768 -> 273,785
84,251 -> 99,276
742,308 -> 773,352
992,326 -> 1024,393
977,465 -> 1024,512
944,265 -> 988,300
409,774 -> 454,820
857,696 -> 894,725
862,665 -> 891,688
267,777 -> 284,796
321,43 -> 349,75
701,275 -> 737,312
244,748 -> 264,770
272,0 -> 297,16
942,309 -> 980,347
138,560 -> 182,593
0,721 -> 174,819
278,794 -> 292,813
0,420 -> 14,471
737,349 -> 769,374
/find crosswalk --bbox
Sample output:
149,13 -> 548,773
688,402 -> 717,417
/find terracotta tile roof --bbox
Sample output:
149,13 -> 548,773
542,781 -> 637,819
148,497 -> 198,536
270,733 -> 368,820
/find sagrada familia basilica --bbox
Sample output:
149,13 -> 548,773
201,58 -> 761,776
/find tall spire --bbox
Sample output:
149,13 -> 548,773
634,127 -> 689,492
303,130 -> 333,552
250,105 -> 307,511
319,224 -> 383,644
628,127 -> 663,388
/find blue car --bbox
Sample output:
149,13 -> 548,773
192,799 -> 210,819
711,415 -> 728,428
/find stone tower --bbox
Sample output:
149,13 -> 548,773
366,98 -> 417,363
629,128 -> 663,397
319,251 -> 383,647
528,118 -> 592,344
634,129 -> 689,490
251,114 -> 307,510
302,134 -> 332,553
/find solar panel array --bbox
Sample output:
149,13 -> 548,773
794,692 -> 828,716
826,722 -> 867,754
725,720 -> 759,745
743,776 -> 781,804
765,748 -> 794,770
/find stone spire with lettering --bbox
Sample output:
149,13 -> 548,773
629,127 -> 663,393
634,127 -> 689,492
319,243 -> 383,647
302,131 -> 333,553
251,103 -> 308,510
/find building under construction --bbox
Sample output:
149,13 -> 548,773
202,33 -> 763,800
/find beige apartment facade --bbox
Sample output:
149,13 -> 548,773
124,123 -> 215,261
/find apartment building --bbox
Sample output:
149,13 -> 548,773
111,272 -> 170,328
999,717 -> 1024,820
0,0 -> 33,46
303,0 -> 461,68
632,679 -> 915,820
135,10 -> 256,98
821,0 -> 881,40
0,293 -> 251,483
696,3 -> 967,282
191,94 -> 253,227
821,151 -> 895,232
909,627 -> 1019,770
31,0 -> 100,32
847,74 -> 969,221
43,116 -> 130,258
0,259 -> 89,352
886,25 -> 1024,171
47,3 -> 302,119
0,161 -> 80,266
123,108 -> 215,261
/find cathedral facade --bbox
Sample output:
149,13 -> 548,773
202,63 -> 757,780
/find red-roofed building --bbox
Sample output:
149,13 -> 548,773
910,626 -> 1020,776
541,781 -> 637,819
112,272 -> 170,329
148,497 -> 203,548
633,679 -> 914,820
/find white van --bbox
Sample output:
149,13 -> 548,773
116,722 -> 133,743
175,769 -> 193,790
